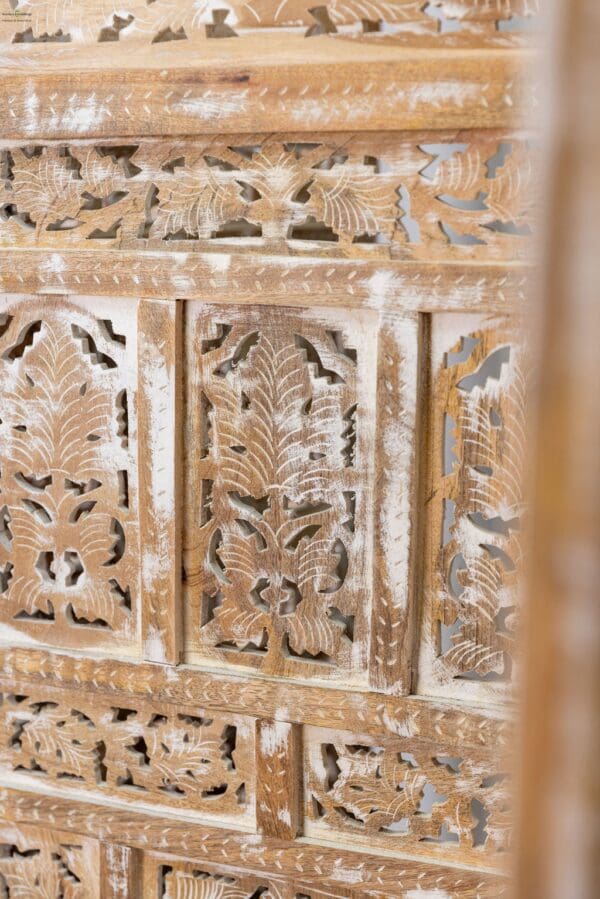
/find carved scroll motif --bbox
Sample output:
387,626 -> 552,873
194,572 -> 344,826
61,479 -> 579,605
184,304 -> 376,680
305,726 -> 510,864
0,0 -> 540,44
0,822 -> 100,898
0,296 -> 139,653
0,687 -> 254,821
419,316 -> 526,701
0,136 -> 535,261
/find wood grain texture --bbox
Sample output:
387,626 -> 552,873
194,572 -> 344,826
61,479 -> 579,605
0,133 -> 536,262
256,719 -> 302,840
0,38 -> 536,138
0,647 -> 510,748
100,842 -> 142,899
0,788 -> 510,895
138,298 -> 182,664
0,252 -> 532,313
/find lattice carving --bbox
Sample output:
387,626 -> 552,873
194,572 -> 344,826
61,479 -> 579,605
305,725 -> 510,863
0,686 -> 254,822
418,316 -> 526,701
0,295 -> 139,653
0,822 -> 100,898
0,0 -> 539,45
0,135 -> 535,261
184,303 -> 376,680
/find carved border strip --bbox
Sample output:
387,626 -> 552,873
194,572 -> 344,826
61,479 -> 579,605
0,649 -> 509,749
0,42 -> 534,137
0,787 -> 509,895
0,255 -> 532,312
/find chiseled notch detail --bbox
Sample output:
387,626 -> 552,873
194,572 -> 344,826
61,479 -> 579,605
0,300 -> 138,649
0,689 -> 253,820
420,319 -> 526,700
306,730 -> 510,859
185,306 -> 375,679
0,823 -> 99,898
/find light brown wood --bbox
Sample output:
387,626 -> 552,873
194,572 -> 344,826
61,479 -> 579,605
138,298 -> 182,664
0,12 -> 536,896
256,719 -> 302,840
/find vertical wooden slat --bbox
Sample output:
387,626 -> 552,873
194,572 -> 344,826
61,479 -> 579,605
138,298 -> 182,664
255,718 -> 303,841
100,843 -> 141,898
369,311 -> 424,694
518,1 -> 600,895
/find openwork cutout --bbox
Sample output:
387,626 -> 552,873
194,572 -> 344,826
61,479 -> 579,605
0,823 -> 100,898
0,687 -> 254,821
418,315 -> 525,701
0,296 -> 138,652
0,136 -> 535,261
305,726 -> 510,862
0,0 -> 540,45
184,304 -> 376,680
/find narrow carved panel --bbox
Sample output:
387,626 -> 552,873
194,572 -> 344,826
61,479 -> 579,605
0,821 -> 100,898
305,725 -> 510,867
0,294 -> 139,654
418,315 -> 526,702
0,686 -> 254,823
0,134 -> 535,261
184,303 -> 377,681
0,0 -> 539,45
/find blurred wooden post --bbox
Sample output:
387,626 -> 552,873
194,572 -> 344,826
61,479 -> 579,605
518,1 -> 600,896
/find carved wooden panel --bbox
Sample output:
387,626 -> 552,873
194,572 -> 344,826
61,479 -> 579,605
184,302 -> 378,681
0,134 -> 535,261
305,725 -> 509,867
0,0 -> 539,46
417,314 -> 526,702
0,685 -> 254,823
0,821 -> 100,898
0,294 -> 140,654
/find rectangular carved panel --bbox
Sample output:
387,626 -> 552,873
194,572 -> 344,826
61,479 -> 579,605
0,294 -> 140,654
305,724 -> 510,867
417,314 -> 525,702
0,685 -> 254,824
0,134 -> 534,262
184,302 -> 377,682
0,821 -> 100,898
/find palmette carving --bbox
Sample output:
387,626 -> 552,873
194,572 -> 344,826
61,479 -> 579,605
184,304 -> 376,679
306,726 -> 510,863
0,136 -> 535,261
0,822 -> 100,899
419,317 -> 526,701
0,296 -> 139,652
0,687 -> 253,821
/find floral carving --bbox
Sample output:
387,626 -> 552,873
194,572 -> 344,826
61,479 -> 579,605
0,137 -> 534,260
0,688 -> 253,820
184,305 -> 375,679
0,298 -> 138,650
0,824 -> 98,899
419,320 -> 526,699
306,729 -> 510,858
